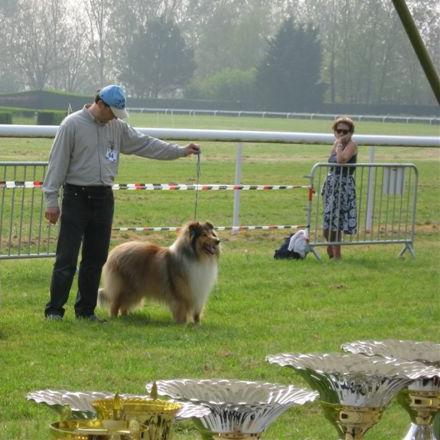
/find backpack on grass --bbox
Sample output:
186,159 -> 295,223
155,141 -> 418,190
274,229 -> 309,260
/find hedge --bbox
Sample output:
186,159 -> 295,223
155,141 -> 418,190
36,110 -> 66,125
0,90 -> 438,117
0,111 -> 13,124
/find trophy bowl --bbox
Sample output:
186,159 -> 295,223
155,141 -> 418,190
91,394 -> 181,440
26,389 -> 209,421
266,352 -> 437,440
91,395 -> 181,420
342,340 -> 440,440
146,378 -> 318,439
26,390 -> 112,419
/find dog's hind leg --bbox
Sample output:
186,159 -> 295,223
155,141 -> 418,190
170,301 -> 190,324
119,307 -> 129,316
192,308 -> 203,324
109,292 -> 126,317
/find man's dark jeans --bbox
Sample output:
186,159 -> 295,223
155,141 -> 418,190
45,184 -> 114,318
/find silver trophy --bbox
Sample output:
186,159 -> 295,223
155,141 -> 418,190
342,340 -> 440,440
266,352 -> 438,440
146,379 -> 318,439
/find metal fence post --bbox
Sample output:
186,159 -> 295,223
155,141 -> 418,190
366,146 -> 376,231
232,143 -> 243,233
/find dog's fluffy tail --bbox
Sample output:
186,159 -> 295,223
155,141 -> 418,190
97,288 -> 110,310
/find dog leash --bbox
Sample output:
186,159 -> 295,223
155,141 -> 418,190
194,152 -> 201,220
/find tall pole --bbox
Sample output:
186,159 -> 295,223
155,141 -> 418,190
391,0 -> 440,104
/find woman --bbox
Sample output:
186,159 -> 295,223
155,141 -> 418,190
322,116 -> 357,259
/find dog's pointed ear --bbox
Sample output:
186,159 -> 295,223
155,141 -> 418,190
205,221 -> 214,230
188,221 -> 201,239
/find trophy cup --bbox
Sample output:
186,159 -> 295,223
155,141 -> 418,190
146,379 -> 318,439
27,388 -> 210,439
342,340 -> 440,440
266,352 -> 438,440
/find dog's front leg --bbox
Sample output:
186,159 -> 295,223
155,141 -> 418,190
110,300 -> 122,317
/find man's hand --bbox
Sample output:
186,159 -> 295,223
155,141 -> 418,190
45,207 -> 60,224
184,143 -> 201,156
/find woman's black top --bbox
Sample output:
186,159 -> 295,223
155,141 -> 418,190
328,150 -> 357,176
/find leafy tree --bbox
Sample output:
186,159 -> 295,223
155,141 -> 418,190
256,17 -> 325,111
193,0 -> 270,78
185,68 -> 257,106
120,16 -> 195,98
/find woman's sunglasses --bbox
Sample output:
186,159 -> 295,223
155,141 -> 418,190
335,128 -> 350,135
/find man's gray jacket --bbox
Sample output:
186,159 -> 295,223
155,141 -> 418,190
43,106 -> 186,208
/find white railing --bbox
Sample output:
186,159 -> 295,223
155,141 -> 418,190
126,108 -> 440,125
0,124 -> 439,147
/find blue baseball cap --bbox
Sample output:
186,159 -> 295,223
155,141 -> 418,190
98,85 -> 129,119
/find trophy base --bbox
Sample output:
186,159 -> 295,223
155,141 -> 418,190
214,433 -> 261,439
320,401 -> 383,440
398,389 -> 440,440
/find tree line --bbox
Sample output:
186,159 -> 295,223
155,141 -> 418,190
0,0 -> 438,110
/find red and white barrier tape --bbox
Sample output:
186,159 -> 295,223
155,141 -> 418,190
111,183 -> 309,191
113,225 -> 303,232
0,181 -> 308,191
0,181 -> 44,188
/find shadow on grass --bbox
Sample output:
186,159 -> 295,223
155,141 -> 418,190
104,312 -> 228,332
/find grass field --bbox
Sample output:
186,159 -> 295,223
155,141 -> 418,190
0,115 -> 439,439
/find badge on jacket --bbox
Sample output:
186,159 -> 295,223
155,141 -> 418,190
106,142 -> 118,163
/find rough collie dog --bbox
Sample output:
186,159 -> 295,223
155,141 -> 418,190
98,221 -> 220,324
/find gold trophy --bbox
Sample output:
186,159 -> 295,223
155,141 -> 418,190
27,386 -> 193,440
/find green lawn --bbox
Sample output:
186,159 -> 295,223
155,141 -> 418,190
0,116 -> 439,439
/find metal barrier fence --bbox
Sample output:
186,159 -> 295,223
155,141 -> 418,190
0,161 -> 58,259
0,160 -> 421,260
306,163 -> 418,260
0,161 -> 308,259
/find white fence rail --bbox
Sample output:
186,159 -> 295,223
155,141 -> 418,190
0,124 -> 439,147
126,108 -> 440,125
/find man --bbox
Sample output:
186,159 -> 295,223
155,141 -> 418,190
43,84 -> 200,322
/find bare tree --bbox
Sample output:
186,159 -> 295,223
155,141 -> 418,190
60,10 -> 92,93
407,0 -> 440,67
8,0 -> 69,90
296,0 -> 438,105
0,0 -> 22,91
83,0 -> 116,87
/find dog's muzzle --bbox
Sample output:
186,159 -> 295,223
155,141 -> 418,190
204,239 -> 220,255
